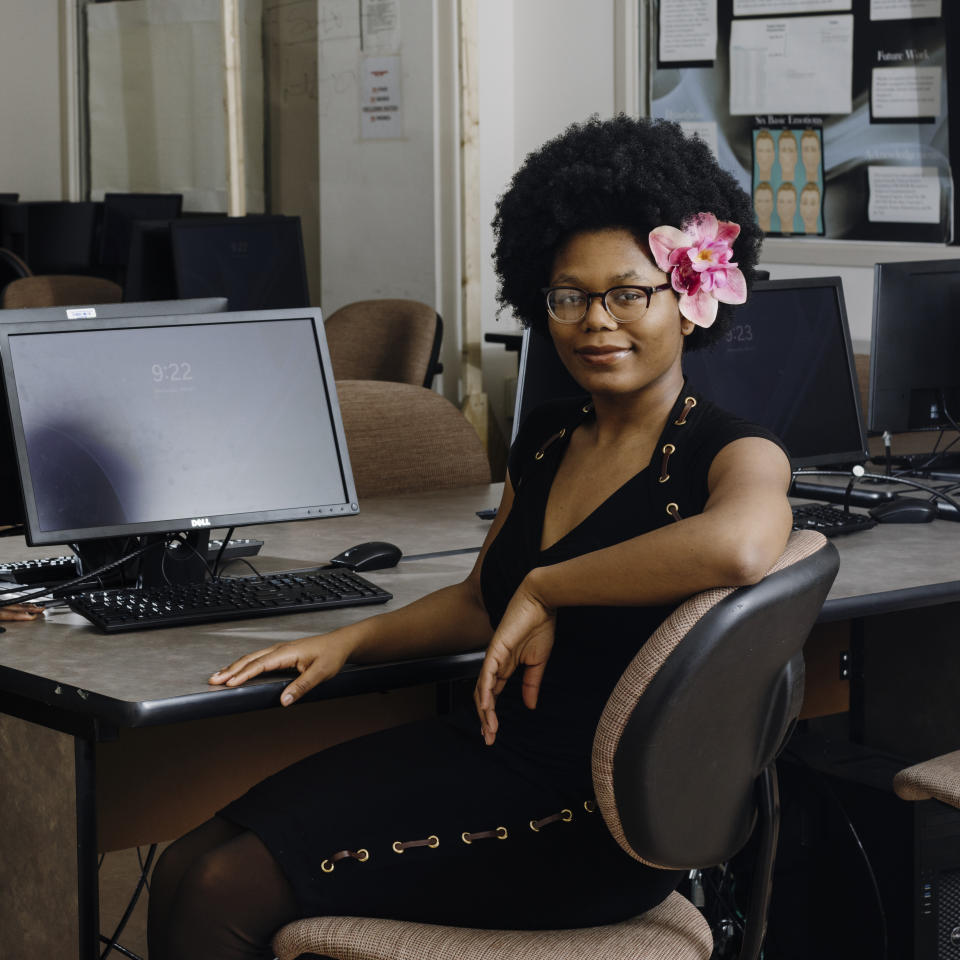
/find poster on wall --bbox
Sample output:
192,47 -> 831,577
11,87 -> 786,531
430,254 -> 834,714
648,0 -> 955,243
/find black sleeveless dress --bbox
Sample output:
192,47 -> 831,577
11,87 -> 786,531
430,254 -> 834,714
220,384 -> 784,928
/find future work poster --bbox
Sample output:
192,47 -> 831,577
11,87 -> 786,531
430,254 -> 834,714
649,0 -> 955,243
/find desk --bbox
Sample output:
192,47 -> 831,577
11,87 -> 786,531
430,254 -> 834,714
3,483 -> 960,958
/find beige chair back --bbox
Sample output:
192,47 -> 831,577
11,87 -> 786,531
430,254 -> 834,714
2,275 -> 123,309
325,299 -> 442,387
336,380 -> 488,498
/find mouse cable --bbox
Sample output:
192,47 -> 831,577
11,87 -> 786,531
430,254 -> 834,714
792,468 -> 960,514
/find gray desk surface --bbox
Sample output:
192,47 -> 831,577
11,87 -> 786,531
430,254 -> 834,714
2,481 -> 960,728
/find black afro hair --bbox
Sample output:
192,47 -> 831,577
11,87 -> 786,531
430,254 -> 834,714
492,115 -> 763,350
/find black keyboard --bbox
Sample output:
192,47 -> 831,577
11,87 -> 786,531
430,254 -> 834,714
792,503 -> 876,537
67,567 -> 392,633
0,538 -> 264,586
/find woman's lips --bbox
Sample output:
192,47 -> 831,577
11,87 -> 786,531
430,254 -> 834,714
575,346 -> 632,365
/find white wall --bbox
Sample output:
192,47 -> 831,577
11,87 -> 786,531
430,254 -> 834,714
0,2 -> 67,200
479,0 -> 618,445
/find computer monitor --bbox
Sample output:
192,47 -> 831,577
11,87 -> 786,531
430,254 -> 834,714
868,260 -> 960,435
0,193 -> 18,204
99,192 -> 183,267
123,219 -> 178,302
21,201 -> 101,274
0,307 -> 356,587
171,215 -> 311,310
511,277 -> 868,469
0,298 -> 229,527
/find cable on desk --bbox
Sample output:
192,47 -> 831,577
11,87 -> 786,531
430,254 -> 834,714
793,467 -> 960,514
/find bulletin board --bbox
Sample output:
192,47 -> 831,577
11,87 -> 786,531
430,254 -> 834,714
648,0 -> 957,244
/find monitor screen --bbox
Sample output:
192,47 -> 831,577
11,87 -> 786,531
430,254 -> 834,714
1,309 -> 356,557
869,260 -> 960,434
23,201 -> 100,274
170,216 -> 311,310
0,298 -> 229,526
99,192 -> 183,267
511,277 -> 868,468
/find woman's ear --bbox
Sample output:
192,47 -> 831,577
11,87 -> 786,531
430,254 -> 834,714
679,315 -> 696,336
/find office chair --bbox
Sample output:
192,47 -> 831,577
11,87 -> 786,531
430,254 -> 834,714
0,247 -> 32,298
325,299 -> 444,388
1,274 -> 122,309
336,379 -> 489,497
273,529 -> 839,960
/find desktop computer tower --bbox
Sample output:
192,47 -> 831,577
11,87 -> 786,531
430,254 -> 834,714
761,733 -> 960,960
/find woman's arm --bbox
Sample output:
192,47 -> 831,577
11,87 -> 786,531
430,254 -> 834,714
475,437 -> 793,743
209,480 -> 517,705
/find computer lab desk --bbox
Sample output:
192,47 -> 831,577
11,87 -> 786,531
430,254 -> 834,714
3,483 -> 960,959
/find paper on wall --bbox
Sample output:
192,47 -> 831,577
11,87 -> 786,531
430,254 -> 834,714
734,0 -> 850,13
729,15 -> 853,116
868,166 -> 940,223
679,121 -> 720,158
872,66 -> 941,119
360,55 -> 403,139
870,0 -> 941,20
659,0 -> 717,63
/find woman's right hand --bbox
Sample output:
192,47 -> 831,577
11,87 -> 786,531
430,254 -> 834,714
208,629 -> 358,706
0,603 -> 45,622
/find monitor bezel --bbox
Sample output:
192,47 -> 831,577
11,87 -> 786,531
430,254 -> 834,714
868,259 -> 960,435
0,307 -> 359,547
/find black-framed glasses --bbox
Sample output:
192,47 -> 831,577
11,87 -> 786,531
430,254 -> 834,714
542,283 -> 672,324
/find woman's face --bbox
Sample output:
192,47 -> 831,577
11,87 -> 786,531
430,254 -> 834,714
547,228 -> 692,399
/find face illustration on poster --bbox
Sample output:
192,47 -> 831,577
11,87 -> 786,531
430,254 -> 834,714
778,130 -> 799,182
754,182 -> 773,233
776,182 -> 797,235
800,129 -> 822,182
800,182 -> 821,235
755,130 -> 775,181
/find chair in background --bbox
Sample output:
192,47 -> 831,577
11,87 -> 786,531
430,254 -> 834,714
273,530 -> 839,960
0,247 -> 32,300
1,274 -> 122,309
324,298 -> 443,388
335,380 -> 489,498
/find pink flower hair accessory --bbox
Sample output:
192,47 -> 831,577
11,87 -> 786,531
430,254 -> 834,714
648,213 -> 747,328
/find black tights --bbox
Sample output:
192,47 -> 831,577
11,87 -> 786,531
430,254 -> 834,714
147,816 -> 300,960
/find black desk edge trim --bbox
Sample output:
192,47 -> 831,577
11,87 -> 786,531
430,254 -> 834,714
818,580 -> 960,623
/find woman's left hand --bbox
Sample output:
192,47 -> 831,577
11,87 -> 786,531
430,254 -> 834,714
474,579 -> 556,746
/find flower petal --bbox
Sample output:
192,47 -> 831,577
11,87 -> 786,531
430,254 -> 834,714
648,226 -> 689,272
714,219 -> 741,245
712,267 -> 747,304
685,212 -> 719,245
679,288 -> 718,328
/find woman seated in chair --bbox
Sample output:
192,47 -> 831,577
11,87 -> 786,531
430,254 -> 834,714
145,116 -> 793,960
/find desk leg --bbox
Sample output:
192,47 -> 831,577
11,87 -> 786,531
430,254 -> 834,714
0,713 -> 100,959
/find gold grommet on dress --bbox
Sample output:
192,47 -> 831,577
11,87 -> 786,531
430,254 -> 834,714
561,808 -> 573,822
495,825 -> 508,839
674,396 -> 697,425
321,859 -> 334,873
584,800 -> 596,813
392,841 -> 405,854
356,848 -> 370,862
666,502 -> 681,522
427,835 -> 439,848
658,443 -> 676,483
529,819 -> 540,833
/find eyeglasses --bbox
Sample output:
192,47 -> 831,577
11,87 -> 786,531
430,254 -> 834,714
542,283 -> 672,324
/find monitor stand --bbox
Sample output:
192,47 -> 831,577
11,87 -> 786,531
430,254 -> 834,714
73,530 -> 211,590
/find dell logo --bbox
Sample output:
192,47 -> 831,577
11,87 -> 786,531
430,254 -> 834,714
190,517 -> 211,528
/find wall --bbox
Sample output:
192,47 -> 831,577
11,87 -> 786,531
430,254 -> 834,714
479,0 -> 618,446
0,2 -> 68,200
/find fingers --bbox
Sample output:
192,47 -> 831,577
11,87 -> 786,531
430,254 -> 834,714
520,660 -> 547,711
0,603 -> 45,621
280,660 -> 330,706
208,645 -> 290,686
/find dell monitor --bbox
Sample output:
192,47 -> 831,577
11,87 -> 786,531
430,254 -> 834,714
512,277 -> 868,469
0,307 -> 355,587
98,192 -> 183,268
170,215 -> 311,310
0,297 -> 228,527
868,260 -> 960,435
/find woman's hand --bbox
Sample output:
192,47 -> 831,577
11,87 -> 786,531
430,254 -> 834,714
0,603 -> 45,622
474,579 -> 556,746
208,630 -> 357,706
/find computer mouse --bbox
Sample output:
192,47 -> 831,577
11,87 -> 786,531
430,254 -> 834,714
328,541 -> 403,572
868,498 -> 937,524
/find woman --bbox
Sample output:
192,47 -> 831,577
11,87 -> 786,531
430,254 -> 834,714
147,115 -> 792,960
